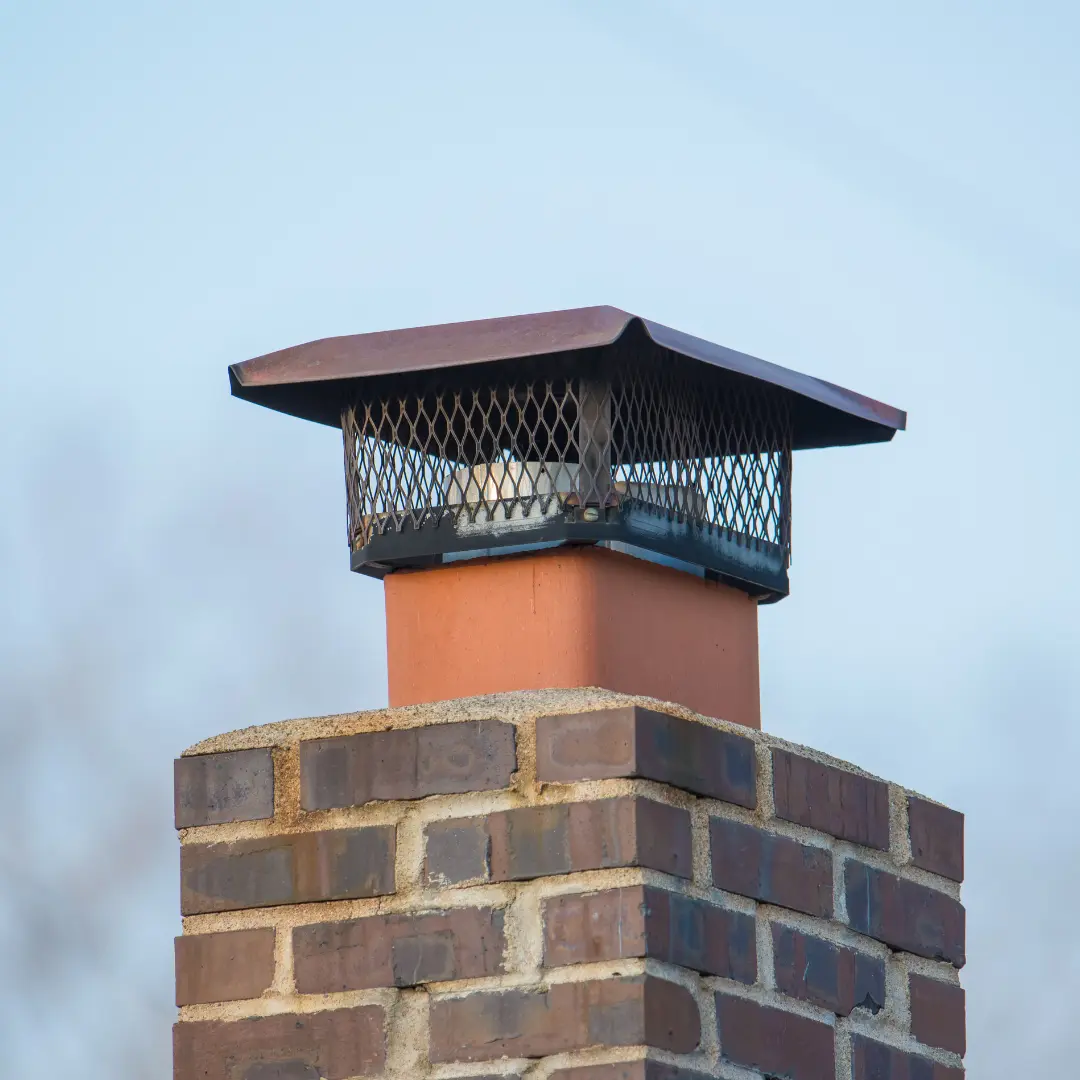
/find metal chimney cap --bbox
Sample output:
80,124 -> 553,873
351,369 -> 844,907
228,306 -> 905,451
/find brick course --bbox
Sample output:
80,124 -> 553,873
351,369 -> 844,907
293,906 -> 506,992
423,815 -> 490,885
908,796 -> 964,882
490,798 -> 692,881
536,706 -> 756,806
299,719 -> 515,810
716,992 -> 835,1080
710,817 -> 833,917
174,748 -> 274,828
181,826 -> 395,914
851,1035 -> 963,1079
909,974 -> 966,1056
772,748 -> 890,849
173,1006 -> 386,1080
548,1065 -> 712,1080
543,885 -> 755,983
175,928 -> 275,1005
772,923 -> 885,1016
845,860 -> 965,967
429,975 -> 700,1062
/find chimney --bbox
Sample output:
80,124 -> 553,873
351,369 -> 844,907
174,309 -> 965,1080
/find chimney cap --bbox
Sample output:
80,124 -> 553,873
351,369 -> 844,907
229,305 -> 905,450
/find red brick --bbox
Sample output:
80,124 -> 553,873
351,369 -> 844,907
429,975 -> 699,1062
543,885 -> 755,983
175,928 -> 275,1005
536,706 -> 756,806
710,817 -> 833,917
300,719 -> 515,810
293,906 -> 505,992
423,816 -> 490,885
174,749 -> 274,828
716,993 -> 834,1080
908,797 -> 964,882
173,1006 -> 385,1080
845,861 -> 965,967
852,1035 -> 963,1079
488,797 -> 692,881
548,1065 -> 711,1080
771,923 -> 884,1016
180,826 -> 395,915
772,749 -> 889,849
909,974 -> 965,1056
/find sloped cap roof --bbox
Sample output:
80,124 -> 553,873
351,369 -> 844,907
229,306 -> 905,450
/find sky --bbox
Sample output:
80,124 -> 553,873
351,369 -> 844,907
1,3 -> 1078,1075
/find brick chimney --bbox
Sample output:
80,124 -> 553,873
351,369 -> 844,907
173,310 -> 964,1079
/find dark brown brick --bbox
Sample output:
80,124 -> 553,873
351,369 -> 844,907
772,923 -> 884,1016
240,1066 -> 319,1080
174,749 -> 274,829
429,975 -> 699,1062
845,861 -> 965,967
772,749 -> 889,849
424,816 -> 490,885
180,826 -> 395,915
536,706 -> 756,807
710,817 -> 832,917
908,797 -> 964,882
175,928 -> 275,1005
909,974 -> 965,1056
548,1064 -> 711,1080
543,885 -> 755,983
489,797 -> 692,882
716,993 -> 834,1080
173,1006 -> 385,1080
293,906 -> 505,992
852,1035 -> 963,1079
300,719 -> 515,810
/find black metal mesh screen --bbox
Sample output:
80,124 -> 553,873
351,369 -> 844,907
343,352 -> 792,567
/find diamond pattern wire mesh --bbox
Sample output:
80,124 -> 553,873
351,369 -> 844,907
343,349 -> 792,566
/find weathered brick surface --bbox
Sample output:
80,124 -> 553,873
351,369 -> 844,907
543,885 -> 755,983
300,719 -> 515,810
772,748 -> 889,849
909,974 -> 966,1056
845,861 -> 965,967
851,1035 -> 963,1079
429,975 -> 700,1062
548,1064 -> 711,1080
180,826 -> 395,915
175,928 -> 275,1005
174,749 -> 274,828
710,817 -> 832,917
908,797 -> 964,882
536,706 -> 756,806
423,816 -> 490,885
175,698 -> 968,1080
715,992 -> 834,1080
488,797 -> 693,881
293,906 -> 505,992
771,923 -> 884,1016
173,1006 -> 386,1080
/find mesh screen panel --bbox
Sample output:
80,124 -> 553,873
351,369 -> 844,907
343,351 -> 792,568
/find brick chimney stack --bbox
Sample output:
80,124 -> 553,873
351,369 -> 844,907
173,310 -> 964,1079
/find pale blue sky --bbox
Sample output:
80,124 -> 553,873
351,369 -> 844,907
1,4 -> 1077,1075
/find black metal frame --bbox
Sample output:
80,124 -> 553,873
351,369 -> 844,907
351,502 -> 789,599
